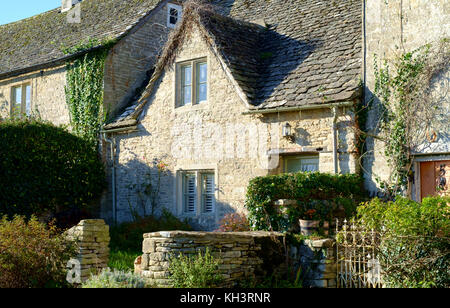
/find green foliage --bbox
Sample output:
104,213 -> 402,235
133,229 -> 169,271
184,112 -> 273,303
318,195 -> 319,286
108,250 -> 141,272
82,269 -> 149,288
0,215 -> 76,288
64,39 -> 115,146
356,196 -> 449,288
168,248 -> 224,288
0,118 -> 106,219
245,172 -> 366,231
216,213 -> 250,232
373,46 -> 430,194
110,209 -> 193,253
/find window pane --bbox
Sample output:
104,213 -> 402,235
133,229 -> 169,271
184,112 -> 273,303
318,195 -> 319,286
182,65 -> 192,86
183,86 -> 192,105
198,63 -> 207,83
181,65 -> 192,105
183,173 -> 196,213
13,86 -> 22,114
202,173 -> 215,213
286,156 -> 319,173
197,83 -> 207,103
25,85 -> 31,115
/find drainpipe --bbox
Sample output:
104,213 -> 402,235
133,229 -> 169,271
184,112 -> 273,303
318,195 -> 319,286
332,107 -> 339,174
102,132 -> 117,225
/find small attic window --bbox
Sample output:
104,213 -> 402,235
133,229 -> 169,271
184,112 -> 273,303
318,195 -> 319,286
167,3 -> 182,28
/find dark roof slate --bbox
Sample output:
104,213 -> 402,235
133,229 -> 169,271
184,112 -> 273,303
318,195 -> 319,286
213,0 -> 363,109
105,0 -> 363,129
0,0 -> 162,77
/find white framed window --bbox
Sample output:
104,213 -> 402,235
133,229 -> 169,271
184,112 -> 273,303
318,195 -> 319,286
176,58 -> 208,107
11,83 -> 31,117
167,3 -> 182,28
284,155 -> 319,173
180,170 -> 216,214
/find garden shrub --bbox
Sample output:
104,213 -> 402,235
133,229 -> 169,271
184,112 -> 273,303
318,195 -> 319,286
82,269 -> 149,288
0,118 -> 105,223
0,215 -> 75,288
355,196 -> 449,288
216,213 -> 250,232
168,248 -> 224,288
110,209 -> 192,253
245,172 -> 366,231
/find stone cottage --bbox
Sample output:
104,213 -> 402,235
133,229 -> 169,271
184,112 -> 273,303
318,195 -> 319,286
0,0 -> 184,125
101,0 -> 363,229
1,0 -> 447,230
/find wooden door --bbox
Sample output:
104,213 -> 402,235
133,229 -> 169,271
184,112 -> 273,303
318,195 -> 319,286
420,160 -> 450,201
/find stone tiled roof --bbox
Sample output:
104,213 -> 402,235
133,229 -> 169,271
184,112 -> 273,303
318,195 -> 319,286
0,0 -> 163,78
213,0 -> 363,109
104,0 -> 364,130
104,5 -> 268,129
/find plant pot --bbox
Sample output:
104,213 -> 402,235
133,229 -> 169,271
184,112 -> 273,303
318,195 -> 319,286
299,220 -> 330,236
299,219 -> 319,235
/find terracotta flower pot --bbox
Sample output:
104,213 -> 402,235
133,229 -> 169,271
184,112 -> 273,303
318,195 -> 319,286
299,219 -> 329,236
299,219 -> 320,235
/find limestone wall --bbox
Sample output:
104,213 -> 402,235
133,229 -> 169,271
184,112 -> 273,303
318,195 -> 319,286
290,239 -> 337,288
0,66 -> 70,126
103,1 -> 172,118
65,219 -> 110,282
135,230 -> 338,288
363,0 -> 450,194
135,231 -> 286,287
106,24 -> 359,229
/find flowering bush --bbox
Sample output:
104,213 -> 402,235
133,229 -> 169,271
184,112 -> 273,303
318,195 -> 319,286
0,215 -> 75,288
216,213 -> 250,232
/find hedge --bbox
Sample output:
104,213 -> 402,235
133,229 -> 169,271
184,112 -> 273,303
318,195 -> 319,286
0,118 -> 106,220
245,172 -> 366,231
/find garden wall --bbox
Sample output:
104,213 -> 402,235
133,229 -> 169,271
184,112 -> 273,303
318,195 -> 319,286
65,219 -> 110,282
135,231 -> 287,287
135,230 -> 338,288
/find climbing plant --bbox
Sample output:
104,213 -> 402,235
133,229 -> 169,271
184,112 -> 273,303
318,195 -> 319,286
63,38 -> 115,146
371,39 -> 449,196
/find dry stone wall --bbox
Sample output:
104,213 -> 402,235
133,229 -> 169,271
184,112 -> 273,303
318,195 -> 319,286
135,230 -> 338,288
65,219 -> 110,282
135,231 -> 286,287
290,238 -> 337,288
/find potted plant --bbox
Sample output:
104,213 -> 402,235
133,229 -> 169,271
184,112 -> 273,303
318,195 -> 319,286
298,201 -> 331,236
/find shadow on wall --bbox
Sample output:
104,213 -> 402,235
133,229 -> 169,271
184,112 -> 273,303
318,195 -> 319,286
101,138 -> 238,231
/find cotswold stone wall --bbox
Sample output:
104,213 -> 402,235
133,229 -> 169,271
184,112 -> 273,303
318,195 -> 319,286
105,24 -> 359,229
103,1 -> 172,118
65,219 -> 110,282
0,66 -> 70,125
135,230 -> 338,288
135,231 -> 286,287
291,239 -> 337,288
364,0 -> 450,195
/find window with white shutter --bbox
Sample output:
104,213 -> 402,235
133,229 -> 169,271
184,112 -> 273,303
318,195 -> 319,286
180,170 -> 216,214
183,173 -> 196,213
201,173 -> 215,213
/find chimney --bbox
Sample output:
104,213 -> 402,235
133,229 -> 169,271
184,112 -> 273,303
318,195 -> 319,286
61,0 -> 82,13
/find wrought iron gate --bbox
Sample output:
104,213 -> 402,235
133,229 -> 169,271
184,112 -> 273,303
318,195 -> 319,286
335,219 -> 384,288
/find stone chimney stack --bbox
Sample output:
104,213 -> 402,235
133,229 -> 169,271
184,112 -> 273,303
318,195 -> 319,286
61,0 -> 82,13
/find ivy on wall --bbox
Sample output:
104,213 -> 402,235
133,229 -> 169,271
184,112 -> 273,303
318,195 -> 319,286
63,38 -> 116,146
372,39 -> 449,196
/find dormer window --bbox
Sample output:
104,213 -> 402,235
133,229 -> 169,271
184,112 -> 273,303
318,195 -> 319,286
167,3 -> 182,28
